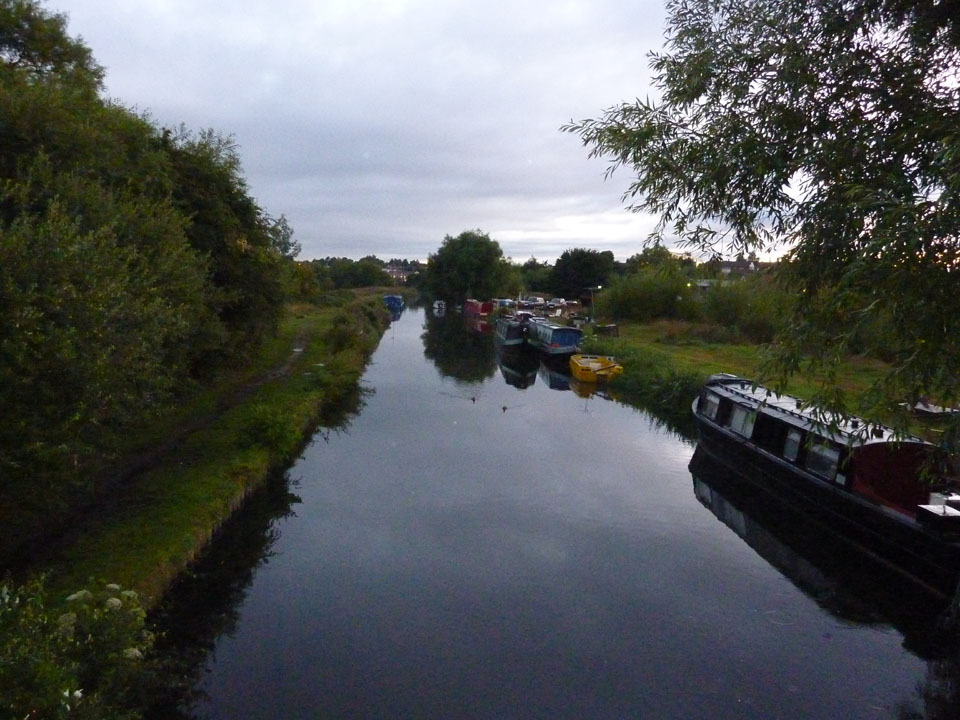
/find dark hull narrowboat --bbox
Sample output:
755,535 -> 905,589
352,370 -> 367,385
494,316 -> 526,347
383,294 -> 405,320
382,294 -> 404,311
526,318 -> 582,356
692,374 -> 960,595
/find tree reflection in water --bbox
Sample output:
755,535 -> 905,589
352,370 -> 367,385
145,390 -> 368,719
421,311 -> 497,383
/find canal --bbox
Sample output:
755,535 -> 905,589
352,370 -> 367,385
156,306 -> 959,719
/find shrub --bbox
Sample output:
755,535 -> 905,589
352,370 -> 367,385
240,404 -> 301,459
601,270 -> 698,322
0,577 -> 156,720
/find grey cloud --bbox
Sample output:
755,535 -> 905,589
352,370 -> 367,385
56,0 -> 667,261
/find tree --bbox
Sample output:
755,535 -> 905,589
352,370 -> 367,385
520,256 -> 552,292
550,248 -> 615,299
625,244 -> 687,274
565,0 -> 960,445
0,0 -> 103,91
163,127 -> 287,363
424,230 -> 510,303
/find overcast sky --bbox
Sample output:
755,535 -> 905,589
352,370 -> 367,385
52,0 -> 669,262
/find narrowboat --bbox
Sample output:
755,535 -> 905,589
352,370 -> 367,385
526,318 -> 583,356
382,294 -> 404,311
494,315 -> 527,347
569,354 -> 623,383
692,374 -> 960,592
689,446 -> 954,639
463,299 -> 494,318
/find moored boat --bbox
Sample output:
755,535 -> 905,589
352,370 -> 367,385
494,315 -> 527,347
692,374 -> 960,593
526,318 -> 582,356
382,294 -> 404,311
569,354 -> 623,383
463,299 -> 494,318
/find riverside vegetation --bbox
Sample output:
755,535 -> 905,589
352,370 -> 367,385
1,292 -> 391,719
0,2 -> 397,714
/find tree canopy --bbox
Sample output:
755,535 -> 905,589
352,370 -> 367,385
550,248 -> 615,299
565,0 -> 960,445
424,230 -> 511,303
0,0 -> 299,555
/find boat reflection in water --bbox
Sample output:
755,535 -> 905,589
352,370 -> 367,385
496,345 -> 539,389
689,446 -> 960,660
537,357 -> 571,391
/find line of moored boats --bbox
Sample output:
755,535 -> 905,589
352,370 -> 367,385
456,298 -> 623,384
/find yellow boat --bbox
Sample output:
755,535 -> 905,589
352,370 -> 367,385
569,354 -> 623,383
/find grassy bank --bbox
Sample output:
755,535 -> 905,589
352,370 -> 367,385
33,291 -> 392,609
580,319 -> 892,432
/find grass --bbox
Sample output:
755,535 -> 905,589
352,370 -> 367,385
578,318 -> 899,436
36,294 -> 391,608
596,319 -> 890,402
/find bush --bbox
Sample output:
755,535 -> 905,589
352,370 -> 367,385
240,404 -> 301,459
601,270 -> 699,322
0,577 -> 156,720
701,275 -> 790,343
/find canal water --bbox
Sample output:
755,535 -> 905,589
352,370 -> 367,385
158,306 -> 960,719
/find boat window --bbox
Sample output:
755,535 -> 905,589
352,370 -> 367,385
728,405 -> 756,438
806,442 -> 841,482
702,393 -> 720,420
783,429 -> 802,461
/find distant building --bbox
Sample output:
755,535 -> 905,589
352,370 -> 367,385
385,265 -> 410,283
716,258 -> 775,278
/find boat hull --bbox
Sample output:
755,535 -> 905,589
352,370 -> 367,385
693,401 -> 960,595
569,354 -> 622,383
526,320 -> 582,356
494,317 -> 526,347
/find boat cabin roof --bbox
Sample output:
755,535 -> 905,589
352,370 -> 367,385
703,375 -> 923,447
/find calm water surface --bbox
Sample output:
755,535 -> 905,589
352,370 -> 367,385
164,306 -> 958,719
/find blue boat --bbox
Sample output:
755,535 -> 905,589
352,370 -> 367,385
382,294 -> 404,310
383,294 -> 405,320
525,318 -> 582,356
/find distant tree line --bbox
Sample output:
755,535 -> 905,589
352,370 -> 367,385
289,256 -> 420,299
418,230 -> 732,305
0,0 -> 301,551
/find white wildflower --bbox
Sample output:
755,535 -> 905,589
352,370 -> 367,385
122,647 -> 143,660
105,597 -> 122,610
105,583 -> 121,592
120,590 -> 138,600
65,589 -> 92,602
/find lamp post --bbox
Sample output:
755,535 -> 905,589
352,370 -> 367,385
590,285 -> 602,323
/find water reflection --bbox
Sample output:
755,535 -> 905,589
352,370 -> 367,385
690,446 -> 960,718
496,345 -> 539,389
145,391 -> 368,719
421,311 -> 497,382
537,357 -> 571,391
152,308 -> 960,719
690,447 -> 956,655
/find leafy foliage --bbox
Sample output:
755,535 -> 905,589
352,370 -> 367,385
550,248 -> 615,299
423,230 -> 511,303
601,268 -> 698,323
0,0 -> 297,558
0,577 -> 156,720
565,0 -> 960,441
